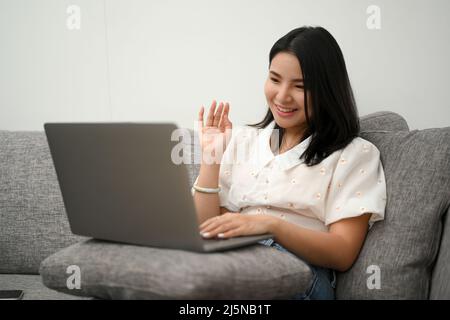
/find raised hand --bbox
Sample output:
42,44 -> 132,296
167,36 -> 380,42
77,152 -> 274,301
198,100 -> 232,164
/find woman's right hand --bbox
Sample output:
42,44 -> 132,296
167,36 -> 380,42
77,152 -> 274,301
198,100 -> 232,164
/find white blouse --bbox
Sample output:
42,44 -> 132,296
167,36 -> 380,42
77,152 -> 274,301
215,120 -> 387,232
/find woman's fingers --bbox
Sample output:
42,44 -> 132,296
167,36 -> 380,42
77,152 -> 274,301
198,106 -> 204,123
199,213 -> 231,230
206,100 -> 217,127
199,216 -> 220,230
202,100 -> 231,132
218,103 -> 230,130
215,227 -> 243,239
197,106 -> 204,131
201,221 -> 234,234
223,103 -> 232,129
202,100 -> 232,129
199,213 -> 238,233
213,102 -> 224,127
201,222 -> 239,238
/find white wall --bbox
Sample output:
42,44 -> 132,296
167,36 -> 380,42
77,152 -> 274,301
0,0 -> 449,131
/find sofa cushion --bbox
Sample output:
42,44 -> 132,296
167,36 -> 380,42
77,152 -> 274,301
0,131 -> 86,274
39,239 -> 313,299
336,127 -> 450,299
430,205 -> 450,299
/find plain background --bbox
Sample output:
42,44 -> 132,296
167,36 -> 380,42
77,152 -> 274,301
0,0 -> 449,131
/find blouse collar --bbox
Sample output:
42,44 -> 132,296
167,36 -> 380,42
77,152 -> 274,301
254,120 -> 312,173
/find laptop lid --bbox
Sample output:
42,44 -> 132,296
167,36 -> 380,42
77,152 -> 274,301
44,122 -> 204,251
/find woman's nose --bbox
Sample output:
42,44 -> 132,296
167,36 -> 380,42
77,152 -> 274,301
276,85 -> 292,103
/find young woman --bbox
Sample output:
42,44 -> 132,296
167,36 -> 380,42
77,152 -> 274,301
192,26 -> 387,300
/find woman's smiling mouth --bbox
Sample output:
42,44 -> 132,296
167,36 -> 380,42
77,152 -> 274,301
274,104 -> 298,117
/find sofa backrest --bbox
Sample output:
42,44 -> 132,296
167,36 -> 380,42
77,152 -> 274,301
335,120 -> 450,299
0,112 -> 413,274
359,111 -> 409,131
0,131 -> 86,274
430,205 -> 450,299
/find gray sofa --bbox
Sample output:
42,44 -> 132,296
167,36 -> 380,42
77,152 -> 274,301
1,111 -> 449,299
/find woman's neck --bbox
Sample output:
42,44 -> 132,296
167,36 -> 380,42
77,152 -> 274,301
283,125 -> 307,145
278,127 -> 308,154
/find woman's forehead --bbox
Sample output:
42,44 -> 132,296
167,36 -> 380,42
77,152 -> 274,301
270,52 -> 302,79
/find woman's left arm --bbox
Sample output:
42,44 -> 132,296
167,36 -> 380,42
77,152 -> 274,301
199,212 -> 371,272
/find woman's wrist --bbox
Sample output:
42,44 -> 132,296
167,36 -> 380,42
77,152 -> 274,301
264,216 -> 283,235
197,163 -> 221,188
199,163 -> 220,175
199,162 -> 221,170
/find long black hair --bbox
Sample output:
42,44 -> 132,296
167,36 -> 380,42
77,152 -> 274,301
249,26 -> 360,166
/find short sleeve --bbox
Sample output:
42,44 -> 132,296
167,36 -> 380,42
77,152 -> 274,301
325,139 -> 387,228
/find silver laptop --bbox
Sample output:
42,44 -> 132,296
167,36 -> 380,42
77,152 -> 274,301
44,122 -> 272,252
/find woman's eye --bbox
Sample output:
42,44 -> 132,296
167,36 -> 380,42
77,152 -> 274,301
270,77 -> 303,89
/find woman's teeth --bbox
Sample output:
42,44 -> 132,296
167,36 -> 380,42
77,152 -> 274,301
276,105 -> 297,113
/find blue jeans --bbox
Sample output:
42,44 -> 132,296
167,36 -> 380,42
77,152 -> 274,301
258,239 -> 336,300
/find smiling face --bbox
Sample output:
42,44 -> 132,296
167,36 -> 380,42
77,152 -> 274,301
264,51 -> 311,137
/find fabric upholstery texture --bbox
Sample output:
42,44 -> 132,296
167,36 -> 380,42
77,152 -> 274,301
359,111 -> 409,132
336,128 -> 450,299
0,131 -> 86,274
430,206 -> 450,299
40,239 -> 313,300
